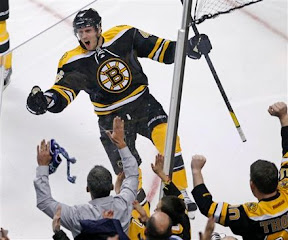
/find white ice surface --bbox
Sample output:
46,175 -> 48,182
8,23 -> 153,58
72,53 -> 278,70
0,0 -> 287,239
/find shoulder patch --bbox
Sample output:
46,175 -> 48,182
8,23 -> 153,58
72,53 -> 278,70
138,29 -> 151,38
244,202 -> 258,213
279,179 -> 288,189
55,70 -> 65,83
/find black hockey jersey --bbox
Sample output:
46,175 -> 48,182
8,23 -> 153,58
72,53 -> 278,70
163,180 -> 191,240
45,25 -> 176,115
192,126 -> 288,240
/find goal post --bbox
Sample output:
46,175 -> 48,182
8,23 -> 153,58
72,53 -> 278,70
160,0 -> 193,199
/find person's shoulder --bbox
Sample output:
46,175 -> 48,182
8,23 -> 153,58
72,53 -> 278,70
242,201 -> 259,215
243,197 -> 286,217
170,235 -> 183,240
278,157 -> 288,191
103,25 -> 134,36
102,25 -> 134,45
58,45 -> 90,68
72,202 -> 98,215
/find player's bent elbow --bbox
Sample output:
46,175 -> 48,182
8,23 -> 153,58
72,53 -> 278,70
48,105 -> 67,113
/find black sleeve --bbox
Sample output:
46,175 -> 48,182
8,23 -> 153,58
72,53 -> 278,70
192,184 -> 213,216
279,126 -> 288,184
163,181 -> 182,198
133,28 -> 176,64
52,230 -> 70,240
281,126 -> 288,157
192,184 -> 253,237
45,70 -> 84,113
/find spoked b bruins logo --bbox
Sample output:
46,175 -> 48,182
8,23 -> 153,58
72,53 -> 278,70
97,58 -> 132,93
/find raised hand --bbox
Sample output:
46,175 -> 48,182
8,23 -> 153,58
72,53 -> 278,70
268,102 -> 287,117
191,154 -> 206,171
106,116 -> 126,149
37,140 -> 52,166
0,227 -> 9,240
132,200 -> 149,224
102,210 -> 114,219
151,154 -> 169,182
199,217 -> 215,240
52,205 -> 62,233
114,172 -> 125,194
151,154 -> 164,175
268,102 -> 288,127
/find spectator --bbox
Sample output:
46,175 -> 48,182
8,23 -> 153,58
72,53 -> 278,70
155,195 -> 189,239
52,205 -> 128,240
191,102 -> 288,239
34,116 -> 138,238
75,218 -> 128,240
145,211 -> 173,240
0,0 -> 12,89
131,154 -> 191,239
152,154 -> 191,239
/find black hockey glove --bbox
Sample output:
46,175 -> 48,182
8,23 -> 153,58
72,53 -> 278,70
26,86 -> 48,115
187,34 -> 212,59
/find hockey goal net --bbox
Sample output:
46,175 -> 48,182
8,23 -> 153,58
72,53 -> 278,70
193,0 -> 263,24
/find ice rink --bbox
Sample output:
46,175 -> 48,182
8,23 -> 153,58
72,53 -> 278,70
0,0 -> 287,239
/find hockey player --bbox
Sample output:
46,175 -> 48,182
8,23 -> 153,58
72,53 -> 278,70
191,101 -> 288,239
26,8 -> 212,216
0,0 -> 12,89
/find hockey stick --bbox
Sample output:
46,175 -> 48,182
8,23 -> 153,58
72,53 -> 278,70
180,0 -> 247,142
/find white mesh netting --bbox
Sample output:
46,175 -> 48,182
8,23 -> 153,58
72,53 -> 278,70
193,0 -> 263,24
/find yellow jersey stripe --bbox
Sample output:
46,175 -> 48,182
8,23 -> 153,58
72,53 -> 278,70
103,25 -> 132,47
0,32 -> 9,43
159,40 -> 170,63
51,85 -> 76,104
208,202 -> 217,218
58,46 -> 90,68
93,86 -> 147,115
93,85 -> 146,108
148,38 -> 163,59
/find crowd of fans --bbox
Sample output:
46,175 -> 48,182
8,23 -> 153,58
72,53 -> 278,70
2,102 -> 288,239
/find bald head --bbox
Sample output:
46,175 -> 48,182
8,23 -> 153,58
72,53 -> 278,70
145,212 -> 172,240
153,212 -> 171,234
